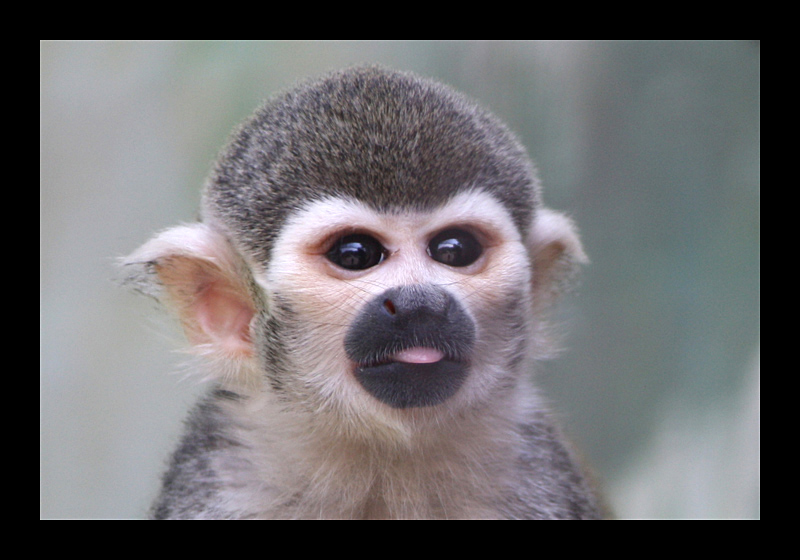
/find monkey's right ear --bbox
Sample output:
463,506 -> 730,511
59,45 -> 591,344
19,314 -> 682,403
527,208 -> 588,311
121,224 -> 257,377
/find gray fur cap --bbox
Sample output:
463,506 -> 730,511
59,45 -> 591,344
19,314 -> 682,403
203,66 -> 541,264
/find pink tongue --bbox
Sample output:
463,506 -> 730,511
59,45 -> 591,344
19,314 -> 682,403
392,347 -> 445,364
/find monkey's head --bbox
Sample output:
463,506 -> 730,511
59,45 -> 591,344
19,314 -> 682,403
124,67 -> 585,438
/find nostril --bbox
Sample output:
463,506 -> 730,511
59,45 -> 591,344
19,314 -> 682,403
383,298 -> 396,316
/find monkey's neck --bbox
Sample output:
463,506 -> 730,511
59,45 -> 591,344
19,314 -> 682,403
217,388 -> 526,519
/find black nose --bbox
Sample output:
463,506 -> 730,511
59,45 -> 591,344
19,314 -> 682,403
379,284 -> 456,331
344,284 -> 475,408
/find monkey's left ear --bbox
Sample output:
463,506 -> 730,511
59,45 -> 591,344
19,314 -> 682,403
527,208 -> 588,311
121,224 -> 257,380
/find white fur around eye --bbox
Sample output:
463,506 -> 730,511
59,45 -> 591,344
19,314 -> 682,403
271,190 -> 520,257
261,190 -> 523,292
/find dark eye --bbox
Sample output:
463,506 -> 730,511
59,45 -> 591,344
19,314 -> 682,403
427,229 -> 483,267
326,234 -> 386,270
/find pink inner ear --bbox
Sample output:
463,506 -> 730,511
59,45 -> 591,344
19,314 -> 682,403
194,281 -> 255,358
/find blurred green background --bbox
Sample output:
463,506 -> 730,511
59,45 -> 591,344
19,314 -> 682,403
40,40 -> 759,519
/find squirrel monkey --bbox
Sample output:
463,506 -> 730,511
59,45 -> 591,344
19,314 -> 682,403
123,66 -> 600,519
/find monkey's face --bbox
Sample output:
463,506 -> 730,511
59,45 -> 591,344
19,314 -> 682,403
124,68 -> 586,439
260,189 -> 533,417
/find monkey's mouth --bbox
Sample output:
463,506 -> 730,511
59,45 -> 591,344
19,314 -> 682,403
353,346 -> 470,409
372,346 -> 446,366
356,344 -> 464,369
345,285 -> 476,409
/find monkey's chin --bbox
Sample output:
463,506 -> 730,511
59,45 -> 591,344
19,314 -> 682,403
354,360 -> 469,409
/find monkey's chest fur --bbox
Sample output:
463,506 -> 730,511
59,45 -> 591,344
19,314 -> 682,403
151,388 -> 599,520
